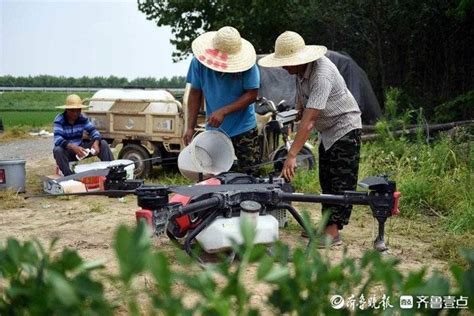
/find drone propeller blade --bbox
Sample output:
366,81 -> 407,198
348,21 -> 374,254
25,189 -> 137,199
56,168 -> 111,182
169,183 -> 279,196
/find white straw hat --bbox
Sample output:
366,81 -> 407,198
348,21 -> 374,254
55,94 -> 89,109
258,31 -> 327,68
192,26 -> 256,73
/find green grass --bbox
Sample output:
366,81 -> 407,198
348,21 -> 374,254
360,130 -> 473,232
0,91 -> 93,110
0,91 -> 94,128
290,128 -> 473,237
0,111 -> 56,128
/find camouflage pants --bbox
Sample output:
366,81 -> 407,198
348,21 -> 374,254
319,129 -> 361,230
231,127 -> 260,172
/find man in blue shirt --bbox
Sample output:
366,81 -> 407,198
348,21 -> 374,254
184,26 -> 260,171
53,94 -> 113,176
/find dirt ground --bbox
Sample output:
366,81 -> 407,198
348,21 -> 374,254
0,137 -> 452,311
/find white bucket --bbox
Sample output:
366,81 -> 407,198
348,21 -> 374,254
178,131 -> 235,181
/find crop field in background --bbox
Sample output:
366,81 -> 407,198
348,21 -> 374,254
0,91 -> 94,128
0,91 -> 93,110
0,111 -> 56,128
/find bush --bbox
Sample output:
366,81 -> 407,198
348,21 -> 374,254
361,130 -> 472,233
0,238 -> 112,315
1,222 -> 473,314
434,90 -> 474,123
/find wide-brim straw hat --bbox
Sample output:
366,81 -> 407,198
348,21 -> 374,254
258,31 -> 327,68
55,94 -> 89,109
192,26 -> 256,73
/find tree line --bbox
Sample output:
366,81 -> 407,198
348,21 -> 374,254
138,0 -> 473,120
0,75 -> 186,89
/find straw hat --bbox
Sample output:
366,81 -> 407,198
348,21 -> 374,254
192,26 -> 256,73
55,94 -> 89,109
258,31 -> 327,67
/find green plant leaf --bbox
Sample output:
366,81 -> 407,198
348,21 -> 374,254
78,260 -> 105,272
150,252 -> 172,294
6,239 -> 21,266
240,217 -> 256,248
262,265 -> 289,283
113,222 -> 151,284
56,249 -> 83,272
47,271 -> 79,306
114,225 -> 133,282
256,256 -> 274,280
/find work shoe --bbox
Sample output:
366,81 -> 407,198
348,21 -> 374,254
300,229 -> 317,238
317,234 -> 342,249
301,230 -> 343,248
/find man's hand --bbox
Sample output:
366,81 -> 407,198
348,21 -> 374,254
69,144 -> 88,159
281,153 -> 297,182
282,107 -> 319,181
92,140 -> 100,155
296,108 -> 304,122
207,108 -> 226,128
183,127 -> 195,146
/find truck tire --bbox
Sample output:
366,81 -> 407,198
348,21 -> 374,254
273,146 -> 315,173
118,144 -> 151,179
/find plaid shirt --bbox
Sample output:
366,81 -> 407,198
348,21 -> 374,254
53,112 -> 101,148
296,56 -> 362,150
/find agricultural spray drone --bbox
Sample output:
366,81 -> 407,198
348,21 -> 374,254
37,163 -> 401,261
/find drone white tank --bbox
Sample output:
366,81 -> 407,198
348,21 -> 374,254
195,215 -> 279,253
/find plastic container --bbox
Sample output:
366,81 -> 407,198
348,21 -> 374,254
0,159 -> 26,192
178,131 -> 235,181
177,145 -> 211,181
75,148 -> 96,161
81,175 -> 106,191
240,200 -> 261,228
59,180 -> 87,193
268,209 -> 289,228
195,215 -> 279,253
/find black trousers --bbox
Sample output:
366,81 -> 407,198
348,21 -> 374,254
319,129 -> 361,230
53,139 -> 113,176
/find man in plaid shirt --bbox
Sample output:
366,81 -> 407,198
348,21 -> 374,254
259,31 -> 362,247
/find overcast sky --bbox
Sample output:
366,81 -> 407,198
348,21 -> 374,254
0,0 -> 191,79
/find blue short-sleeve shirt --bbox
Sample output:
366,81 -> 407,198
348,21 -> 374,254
186,57 -> 259,137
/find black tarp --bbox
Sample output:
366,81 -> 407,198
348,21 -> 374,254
257,51 -> 382,124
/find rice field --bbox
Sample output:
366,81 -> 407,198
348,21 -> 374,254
0,91 -> 93,128
0,91 -> 93,110
0,111 -> 56,128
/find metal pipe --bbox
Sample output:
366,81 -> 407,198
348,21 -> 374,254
280,192 -> 370,206
171,196 -> 221,220
183,210 -> 220,261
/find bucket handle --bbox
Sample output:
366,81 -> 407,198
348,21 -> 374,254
211,125 -> 231,138
195,125 -> 231,141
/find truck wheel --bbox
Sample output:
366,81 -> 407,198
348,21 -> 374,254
118,144 -> 151,179
273,147 -> 315,173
